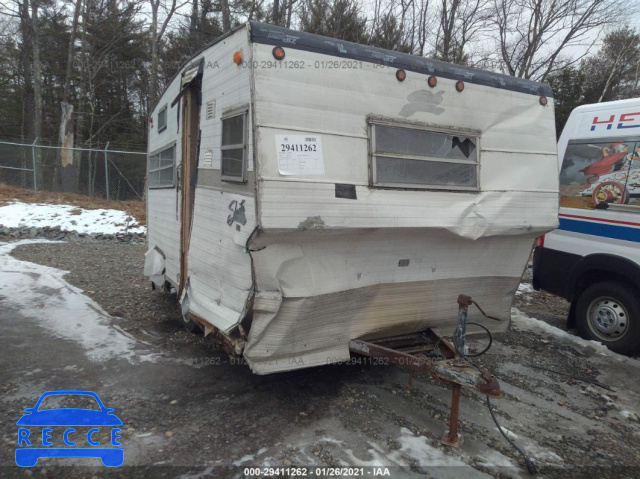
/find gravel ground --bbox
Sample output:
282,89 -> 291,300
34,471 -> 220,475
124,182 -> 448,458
10,241 -> 200,351
4,239 -> 640,478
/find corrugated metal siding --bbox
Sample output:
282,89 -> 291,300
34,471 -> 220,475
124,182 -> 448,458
244,275 -> 517,373
147,189 -> 180,284
242,42 -> 558,374
257,183 -> 557,234
146,26 -> 253,303
187,188 -> 255,333
198,29 -> 254,172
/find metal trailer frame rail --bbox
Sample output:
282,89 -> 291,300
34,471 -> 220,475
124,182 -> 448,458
349,295 -> 503,448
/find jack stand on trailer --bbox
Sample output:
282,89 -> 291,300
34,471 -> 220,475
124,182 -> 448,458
349,294 -> 503,449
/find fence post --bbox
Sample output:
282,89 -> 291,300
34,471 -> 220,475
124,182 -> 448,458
104,142 -> 110,200
31,137 -> 39,194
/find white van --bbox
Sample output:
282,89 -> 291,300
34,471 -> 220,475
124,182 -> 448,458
533,98 -> 640,354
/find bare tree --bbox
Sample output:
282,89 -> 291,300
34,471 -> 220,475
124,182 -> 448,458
435,0 -> 489,64
597,31 -> 640,102
148,0 -> 180,108
392,0 -> 436,57
491,0 -> 636,81
55,0 -> 83,191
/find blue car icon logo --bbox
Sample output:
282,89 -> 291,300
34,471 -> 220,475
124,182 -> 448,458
16,390 -> 123,467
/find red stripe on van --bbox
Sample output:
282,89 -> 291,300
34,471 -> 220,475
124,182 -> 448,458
559,213 -> 640,228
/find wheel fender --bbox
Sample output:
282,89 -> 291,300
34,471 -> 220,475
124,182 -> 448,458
566,253 -> 640,299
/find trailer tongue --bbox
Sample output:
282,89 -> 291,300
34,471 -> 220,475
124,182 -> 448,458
349,294 -> 503,449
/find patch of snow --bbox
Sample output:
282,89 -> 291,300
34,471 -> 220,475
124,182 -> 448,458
474,449 -> 519,468
0,201 -> 145,235
0,239 -> 152,363
232,447 -> 268,466
526,446 -> 564,464
232,455 -> 255,466
494,427 -> 519,439
516,283 -> 534,296
511,308 -> 631,360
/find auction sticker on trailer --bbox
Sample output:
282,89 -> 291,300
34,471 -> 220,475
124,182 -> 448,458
276,135 -> 324,176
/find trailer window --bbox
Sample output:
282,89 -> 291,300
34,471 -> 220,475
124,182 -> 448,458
158,105 -> 167,133
370,123 -> 478,190
148,144 -> 175,188
221,111 -> 247,182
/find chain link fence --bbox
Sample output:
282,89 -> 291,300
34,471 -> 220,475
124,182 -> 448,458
0,140 -> 147,201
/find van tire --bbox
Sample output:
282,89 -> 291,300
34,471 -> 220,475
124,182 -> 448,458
575,281 -> 640,355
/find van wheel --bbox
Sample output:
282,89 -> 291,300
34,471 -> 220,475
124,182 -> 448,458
575,281 -> 640,355
180,293 -> 202,334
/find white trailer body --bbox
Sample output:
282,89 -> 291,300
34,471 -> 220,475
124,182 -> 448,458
146,22 -> 558,374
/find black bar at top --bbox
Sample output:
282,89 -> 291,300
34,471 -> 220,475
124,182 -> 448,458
249,22 -> 554,99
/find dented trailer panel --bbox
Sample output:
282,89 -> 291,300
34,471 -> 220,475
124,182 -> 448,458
146,22 -> 559,374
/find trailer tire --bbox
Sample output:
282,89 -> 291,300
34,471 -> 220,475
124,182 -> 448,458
180,293 -> 202,334
575,281 -> 640,355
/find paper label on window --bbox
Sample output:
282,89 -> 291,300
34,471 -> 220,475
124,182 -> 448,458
202,149 -> 213,168
276,135 -> 324,175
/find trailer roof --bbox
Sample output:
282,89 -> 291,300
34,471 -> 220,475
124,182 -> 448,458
158,21 -> 553,111
249,22 -> 553,98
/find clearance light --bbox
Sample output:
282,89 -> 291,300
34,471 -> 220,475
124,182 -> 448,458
396,69 -> 406,81
428,76 -> 437,87
539,96 -> 548,106
455,80 -> 464,92
272,47 -> 285,60
537,235 -> 545,247
233,51 -> 243,64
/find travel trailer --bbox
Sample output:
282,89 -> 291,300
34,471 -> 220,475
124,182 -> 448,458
145,22 -> 559,374
534,99 -> 640,355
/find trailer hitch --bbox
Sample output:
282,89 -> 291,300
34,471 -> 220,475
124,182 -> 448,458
349,294 -> 502,448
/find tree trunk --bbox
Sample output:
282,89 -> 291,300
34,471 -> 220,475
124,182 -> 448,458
31,0 -> 44,189
149,1 -> 159,109
55,0 -> 82,192
221,0 -> 231,32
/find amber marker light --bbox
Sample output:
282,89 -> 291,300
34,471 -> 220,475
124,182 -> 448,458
455,80 -> 465,92
428,75 -> 437,87
233,50 -> 243,64
539,96 -> 548,106
272,47 -> 285,60
396,69 -> 406,81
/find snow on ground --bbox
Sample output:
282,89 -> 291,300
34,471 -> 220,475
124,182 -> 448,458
510,307 -> 625,358
0,239 -> 152,363
515,283 -> 534,296
0,200 -> 145,235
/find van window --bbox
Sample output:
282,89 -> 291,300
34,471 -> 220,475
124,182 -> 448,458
560,139 -> 640,209
221,111 -> 247,182
369,122 -> 478,190
158,105 -> 167,133
148,144 -> 175,188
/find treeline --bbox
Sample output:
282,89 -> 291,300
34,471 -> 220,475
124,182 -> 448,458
0,0 -> 638,154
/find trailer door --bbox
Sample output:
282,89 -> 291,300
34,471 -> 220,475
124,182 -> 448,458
172,59 -> 203,295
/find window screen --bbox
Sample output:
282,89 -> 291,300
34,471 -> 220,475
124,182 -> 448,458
370,123 -> 479,190
158,105 -> 167,133
221,112 -> 247,182
148,144 -> 175,188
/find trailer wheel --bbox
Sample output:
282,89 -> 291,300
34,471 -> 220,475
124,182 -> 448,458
180,293 -> 202,334
575,281 -> 640,355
